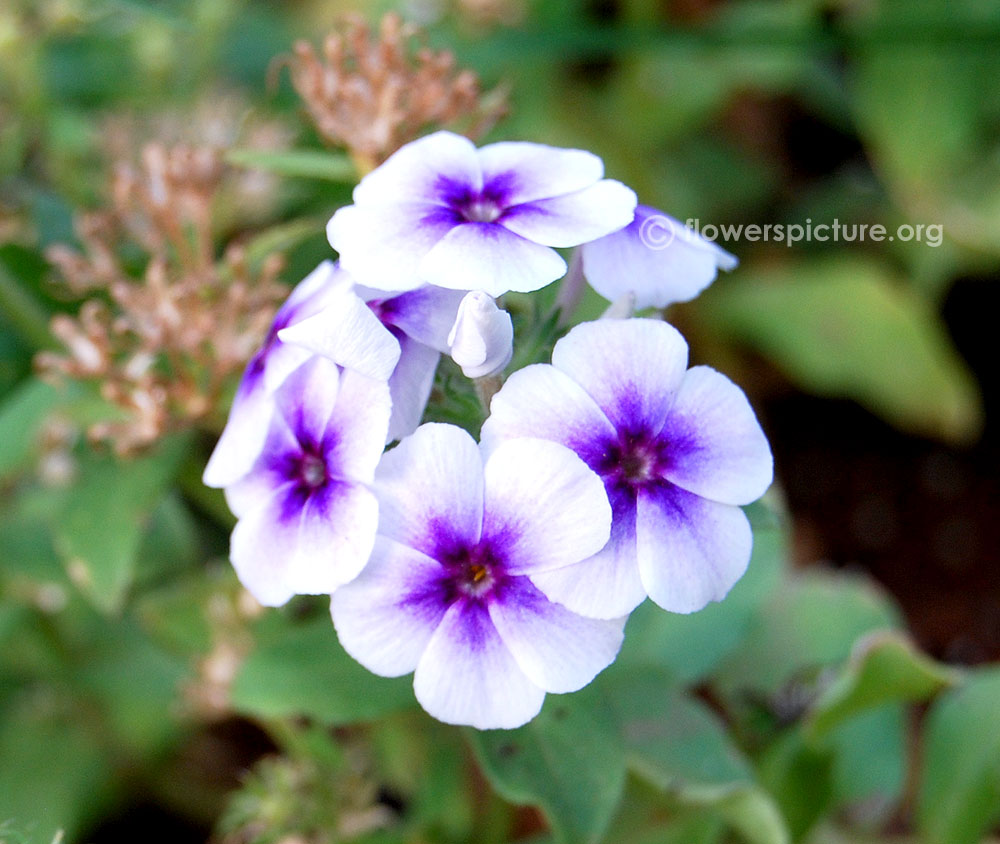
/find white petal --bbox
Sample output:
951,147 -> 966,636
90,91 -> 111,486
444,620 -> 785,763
582,208 -> 737,309
636,485 -> 753,614
332,536 -> 451,677
481,439 -> 611,575
480,363 -> 616,462
272,356 -> 342,447
353,130 -> 482,207
419,222 -> 567,296
489,577 -> 624,693
413,599 -> 545,729
448,291 -> 513,378
324,367 -> 392,482
283,259 -> 348,313
386,337 -> 440,443
369,285 -> 466,352
660,366 -> 773,505
499,181 -> 637,248
202,375 -> 275,488
277,287 -> 401,382
375,423 -> 484,559
551,318 -> 688,434
328,203 -> 457,292
477,141 -> 604,205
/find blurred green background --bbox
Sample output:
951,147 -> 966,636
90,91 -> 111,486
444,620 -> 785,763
2,0 -> 1000,843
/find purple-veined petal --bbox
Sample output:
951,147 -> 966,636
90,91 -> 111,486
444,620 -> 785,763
489,577 -> 624,693
386,336 -> 440,443
230,478 -> 378,606
418,222 -> 567,296
477,141 -> 604,206
332,536 -> 451,677
413,599 -> 545,729
324,367 -> 392,482
448,291 -> 513,378
551,318 -> 688,434
258,341 -> 315,394
499,180 -> 637,248
375,423 -> 484,559
222,406 -> 301,518
481,438 -> 611,575
635,484 -> 752,614
328,203 -> 458,292
353,130 -> 482,207
365,285 -> 466,352
480,363 -> 616,465
581,207 -> 737,309
659,366 -> 773,506
273,356 -> 341,449
530,486 -> 646,619
277,286 -> 401,382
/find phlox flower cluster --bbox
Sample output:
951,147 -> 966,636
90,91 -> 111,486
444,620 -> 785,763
205,130 -> 771,729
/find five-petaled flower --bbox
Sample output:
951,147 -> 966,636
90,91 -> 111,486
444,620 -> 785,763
331,423 -> 624,729
327,130 -> 637,297
224,356 -> 390,607
481,318 -> 773,619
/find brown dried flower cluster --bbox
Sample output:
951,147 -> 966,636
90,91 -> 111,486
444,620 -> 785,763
37,143 -> 287,456
287,13 -> 507,170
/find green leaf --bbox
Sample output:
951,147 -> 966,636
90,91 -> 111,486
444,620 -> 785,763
226,148 -> 357,182
468,690 -> 626,844
708,257 -> 983,444
0,378 -> 66,481
50,435 -> 189,612
231,615 -> 416,725
601,668 -> 788,844
240,216 -> 328,274
917,666 -> 1000,844
804,632 -> 957,740
827,705 -> 906,816
758,730 -> 834,840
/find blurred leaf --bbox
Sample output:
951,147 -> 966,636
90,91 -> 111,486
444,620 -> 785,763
0,257 -> 53,352
50,434 -> 190,612
709,257 -> 983,444
240,216 -> 329,273
804,632 -> 956,740
758,730 -> 833,840
715,569 -> 901,697
917,666 -> 1000,844
619,509 -> 786,683
231,615 -> 416,725
0,378 -> 66,481
826,706 -> 905,819
468,690 -> 626,844
226,149 -> 357,183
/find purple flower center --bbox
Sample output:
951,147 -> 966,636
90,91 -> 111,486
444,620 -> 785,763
441,542 -> 504,599
460,198 -> 503,223
293,449 -> 328,489
438,175 -> 512,225
600,430 -> 666,489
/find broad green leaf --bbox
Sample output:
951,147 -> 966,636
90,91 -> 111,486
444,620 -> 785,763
827,706 -> 906,816
619,510 -> 786,683
917,666 -> 1000,844
758,730 -> 834,840
715,569 -> 901,697
804,632 -> 956,740
50,434 -> 190,612
231,615 -> 416,725
468,690 -> 626,844
708,258 -> 983,444
0,378 -> 66,480
226,148 -> 357,182
601,668 -> 788,844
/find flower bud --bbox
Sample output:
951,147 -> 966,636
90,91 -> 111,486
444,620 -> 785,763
447,291 -> 513,379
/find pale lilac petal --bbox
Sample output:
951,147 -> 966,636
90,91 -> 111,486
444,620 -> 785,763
419,222 -> 567,296
230,479 -> 378,605
481,439 -> 611,575
282,259 -> 348,314
480,363 -> 616,464
386,337 -> 440,443
324,367 -> 392,481
277,286 -> 401,382
447,291 -> 513,378
221,406 -> 301,518
529,487 -> 646,619
489,578 -> 624,693
413,600 -> 545,729
353,130 -> 482,207
273,356 -> 341,447
659,366 -> 773,505
328,203 -> 458,292
636,484 -> 753,614
375,423 -> 483,558
202,375 -> 276,488
477,141 -> 604,206
551,319 -> 688,433
499,181 -> 637,248
365,285 -> 466,352
332,537 -> 450,677
582,207 -> 738,309
258,341 -> 315,393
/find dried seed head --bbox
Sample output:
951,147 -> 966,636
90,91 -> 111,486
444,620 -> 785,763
287,13 -> 507,168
